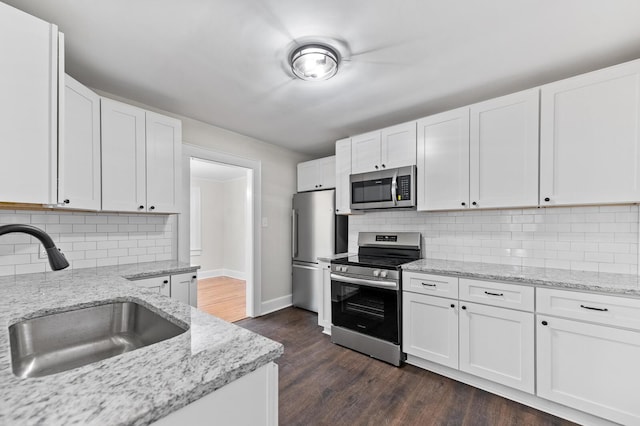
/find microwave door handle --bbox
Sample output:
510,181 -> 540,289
391,171 -> 398,205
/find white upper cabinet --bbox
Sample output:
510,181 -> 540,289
417,107 -> 470,211
101,98 -> 147,212
297,156 -> 335,192
335,138 -> 352,215
101,98 -> 182,213
146,111 -> 182,213
351,130 -> 381,174
59,75 -> 101,210
351,122 -> 416,174
0,3 -> 60,204
540,59 -> 640,206
470,89 -> 539,209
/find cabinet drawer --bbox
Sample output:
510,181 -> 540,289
537,288 -> 640,331
459,278 -> 534,312
403,272 -> 458,298
129,275 -> 171,297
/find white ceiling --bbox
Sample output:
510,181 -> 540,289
190,158 -> 248,182
6,0 -> 640,156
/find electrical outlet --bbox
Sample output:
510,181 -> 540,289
39,245 -> 47,259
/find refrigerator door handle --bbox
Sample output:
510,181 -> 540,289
292,209 -> 298,257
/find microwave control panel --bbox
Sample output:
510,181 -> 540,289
397,175 -> 411,200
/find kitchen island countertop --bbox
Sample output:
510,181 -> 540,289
403,258 -> 640,296
0,261 -> 283,425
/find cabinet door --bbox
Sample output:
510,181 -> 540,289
59,74 -> 101,210
351,130 -> 381,174
101,98 -> 146,212
417,108 -> 470,211
317,261 -> 331,329
171,272 -> 195,306
131,276 -> 170,297
0,3 -> 58,204
380,122 -> 417,169
335,138 -> 352,215
319,156 -> 336,189
540,59 -> 640,206
470,89 -> 539,209
459,302 -> 534,393
537,315 -> 640,425
297,161 -> 319,192
403,292 -> 458,369
146,111 -> 181,213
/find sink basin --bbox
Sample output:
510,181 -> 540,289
9,301 -> 188,378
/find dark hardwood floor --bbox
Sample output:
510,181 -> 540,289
236,307 -> 577,426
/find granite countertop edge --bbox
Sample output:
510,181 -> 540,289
402,258 -> 640,296
0,260 -> 284,425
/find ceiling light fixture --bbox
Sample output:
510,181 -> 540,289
290,44 -> 340,81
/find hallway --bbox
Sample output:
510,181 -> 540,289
197,276 -> 247,322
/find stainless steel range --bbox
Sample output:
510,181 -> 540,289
330,232 -> 421,366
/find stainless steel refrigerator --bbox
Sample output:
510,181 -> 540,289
292,189 -> 347,313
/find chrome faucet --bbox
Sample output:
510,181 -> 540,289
0,224 -> 69,270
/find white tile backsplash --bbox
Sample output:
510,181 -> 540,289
348,205 -> 639,274
0,210 -> 177,276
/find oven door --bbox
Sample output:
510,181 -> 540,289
331,274 -> 399,344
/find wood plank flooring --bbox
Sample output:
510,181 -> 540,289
236,308 -> 577,426
197,276 -> 246,322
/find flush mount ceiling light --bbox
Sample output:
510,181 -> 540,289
290,44 -> 340,81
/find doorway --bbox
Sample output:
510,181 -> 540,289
190,158 -> 250,321
179,144 -> 262,319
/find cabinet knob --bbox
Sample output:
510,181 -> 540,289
336,209 -> 340,212
461,305 -> 467,310
319,184 -> 322,187
544,197 -> 550,202
315,185 -> 318,188
192,275 -> 197,279
149,206 -> 156,210
461,202 -> 466,206
381,164 -> 386,168
541,320 -> 548,326
472,201 -> 477,206
374,165 -> 379,169
63,199 -> 70,204
163,280 -> 169,284
139,205 -> 145,210
450,304 -> 455,308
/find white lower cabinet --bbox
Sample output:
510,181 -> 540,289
131,275 -> 171,297
170,272 -> 198,307
403,292 -> 458,369
458,301 -> 535,393
536,287 -> 640,425
317,261 -> 332,334
129,272 -> 198,307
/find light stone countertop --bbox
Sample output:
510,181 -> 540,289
0,261 -> 283,425
403,258 -> 640,296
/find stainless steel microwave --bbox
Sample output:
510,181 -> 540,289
350,166 -> 416,210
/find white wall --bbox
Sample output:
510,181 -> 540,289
349,205 -> 639,274
190,178 -> 224,273
223,176 -> 246,274
0,210 -> 175,276
190,176 -> 247,279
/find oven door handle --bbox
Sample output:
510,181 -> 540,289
331,273 -> 398,290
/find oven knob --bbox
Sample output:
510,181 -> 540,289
340,266 -> 348,273
380,270 -> 388,278
373,270 -> 380,277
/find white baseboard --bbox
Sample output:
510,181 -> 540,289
260,294 -> 292,316
197,269 -> 246,280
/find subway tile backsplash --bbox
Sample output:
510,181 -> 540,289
348,205 -> 639,274
0,210 -> 176,276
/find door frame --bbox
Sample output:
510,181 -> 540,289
179,143 -> 262,317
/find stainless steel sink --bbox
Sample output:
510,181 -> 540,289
9,301 -> 188,378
